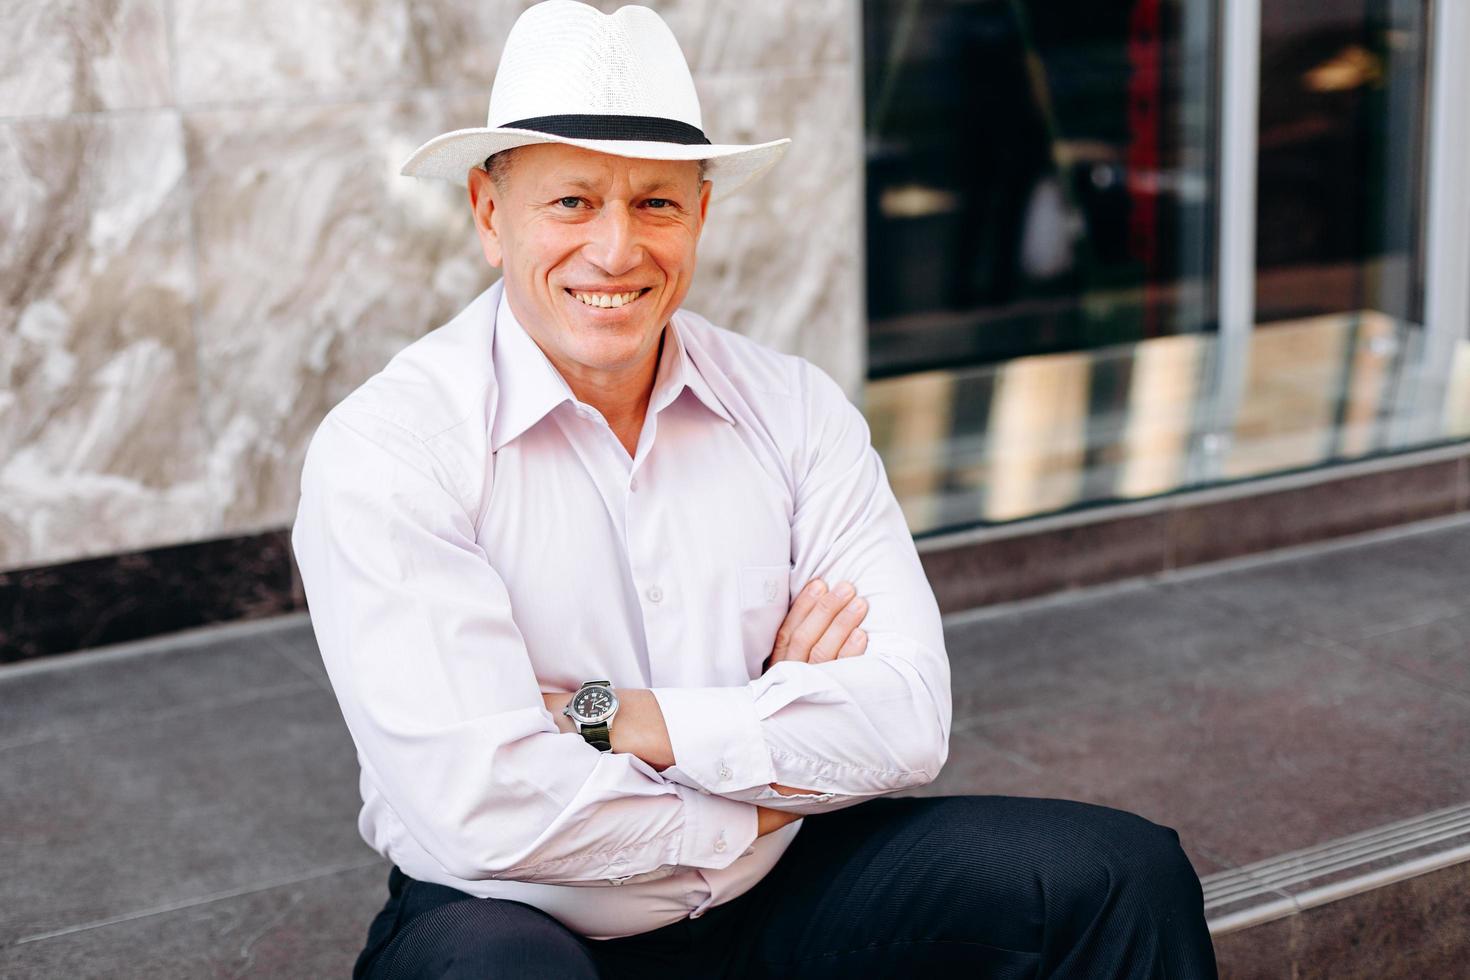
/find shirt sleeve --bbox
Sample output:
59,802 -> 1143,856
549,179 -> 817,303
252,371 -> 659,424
292,405 -> 757,883
651,359 -> 952,813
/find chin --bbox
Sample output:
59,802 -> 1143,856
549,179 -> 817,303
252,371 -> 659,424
567,325 -> 652,366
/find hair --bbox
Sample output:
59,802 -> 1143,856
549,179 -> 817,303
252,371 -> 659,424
481,147 -> 708,190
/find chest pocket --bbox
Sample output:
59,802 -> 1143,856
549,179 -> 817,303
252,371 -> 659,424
738,564 -> 792,675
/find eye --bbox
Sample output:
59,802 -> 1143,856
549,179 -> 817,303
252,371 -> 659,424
557,197 -> 583,209
644,198 -> 673,209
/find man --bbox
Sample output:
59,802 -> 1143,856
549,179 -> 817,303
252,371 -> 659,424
291,2 -> 1217,977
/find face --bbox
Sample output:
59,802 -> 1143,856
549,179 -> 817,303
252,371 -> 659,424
467,143 -> 712,394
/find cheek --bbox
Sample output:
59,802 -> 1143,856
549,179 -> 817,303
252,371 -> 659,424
652,234 -> 700,285
512,228 -> 577,281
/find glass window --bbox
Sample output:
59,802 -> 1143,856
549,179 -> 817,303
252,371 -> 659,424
1253,1 -> 1429,328
864,0 -> 1219,379
863,1 -> 1464,536
863,0 -> 1221,533
1223,0 -> 1434,478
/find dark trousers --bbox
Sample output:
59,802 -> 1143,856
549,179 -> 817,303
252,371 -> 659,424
355,795 -> 1218,979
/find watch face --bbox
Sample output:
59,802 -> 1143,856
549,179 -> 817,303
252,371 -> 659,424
571,686 -> 616,724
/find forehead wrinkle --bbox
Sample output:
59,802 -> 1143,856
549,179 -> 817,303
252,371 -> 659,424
540,164 -> 698,196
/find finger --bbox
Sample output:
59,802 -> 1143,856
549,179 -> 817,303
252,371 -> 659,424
808,593 -> 870,664
835,627 -> 869,659
786,582 -> 858,662
769,579 -> 826,664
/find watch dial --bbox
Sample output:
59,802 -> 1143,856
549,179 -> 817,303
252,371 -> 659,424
573,688 -> 614,722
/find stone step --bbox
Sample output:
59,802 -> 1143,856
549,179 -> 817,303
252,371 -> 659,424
1208,803 -> 1470,977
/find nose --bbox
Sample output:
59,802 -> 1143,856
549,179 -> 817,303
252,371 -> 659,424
582,203 -> 643,277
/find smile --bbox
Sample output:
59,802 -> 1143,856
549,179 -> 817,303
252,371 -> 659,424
566,288 -> 651,309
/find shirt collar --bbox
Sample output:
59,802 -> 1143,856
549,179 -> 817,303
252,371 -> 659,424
489,289 -> 735,453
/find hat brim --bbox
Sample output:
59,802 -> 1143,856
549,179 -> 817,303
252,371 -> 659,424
399,127 -> 791,201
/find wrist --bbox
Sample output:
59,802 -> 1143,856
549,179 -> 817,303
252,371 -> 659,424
610,688 -> 675,770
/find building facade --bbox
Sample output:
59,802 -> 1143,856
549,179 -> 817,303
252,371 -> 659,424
2,0 -> 1468,659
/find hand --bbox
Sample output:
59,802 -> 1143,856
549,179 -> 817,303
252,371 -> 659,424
765,578 -> 869,669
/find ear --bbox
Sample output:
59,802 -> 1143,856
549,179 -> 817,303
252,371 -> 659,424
467,166 -> 504,269
695,178 -> 712,229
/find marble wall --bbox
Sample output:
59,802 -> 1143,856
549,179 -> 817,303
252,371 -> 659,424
0,0 -> 865,572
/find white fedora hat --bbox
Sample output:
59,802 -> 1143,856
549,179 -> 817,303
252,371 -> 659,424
399,0 -> 791,199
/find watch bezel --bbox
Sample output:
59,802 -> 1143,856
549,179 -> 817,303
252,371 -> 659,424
567,683 -> 618,725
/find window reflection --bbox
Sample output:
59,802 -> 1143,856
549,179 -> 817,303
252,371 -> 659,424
862,0 -> 1462,535
1447,337 -> 1470,438
864,0 -> 1219,377
869,316 -> 1466,533
1254,1 -> 1429,327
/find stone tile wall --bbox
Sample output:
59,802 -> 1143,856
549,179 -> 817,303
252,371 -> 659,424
0,0 -> 864,572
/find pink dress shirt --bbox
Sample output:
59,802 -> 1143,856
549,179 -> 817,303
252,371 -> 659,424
290,280 -> 951,939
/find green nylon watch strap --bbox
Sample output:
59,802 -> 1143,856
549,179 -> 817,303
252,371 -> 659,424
576,680 -> 614,751
582,720 -> 611,751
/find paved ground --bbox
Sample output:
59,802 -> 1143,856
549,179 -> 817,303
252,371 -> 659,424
3,515 -> 1468,978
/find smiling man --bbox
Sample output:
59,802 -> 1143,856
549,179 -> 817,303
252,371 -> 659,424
290,2 -> 1217,978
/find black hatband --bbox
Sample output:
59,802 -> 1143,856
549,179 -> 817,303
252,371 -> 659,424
500,114 -> 711,145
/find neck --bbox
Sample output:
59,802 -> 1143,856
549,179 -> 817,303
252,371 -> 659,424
565,328 -> 664,434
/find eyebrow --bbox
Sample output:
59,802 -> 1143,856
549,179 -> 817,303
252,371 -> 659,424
551,176 -> 687,195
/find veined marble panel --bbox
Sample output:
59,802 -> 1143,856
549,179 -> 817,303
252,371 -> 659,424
0,111 -> 213,570
171,0 -> 532,105
592,0 -> 856,74
0,0 -> 172,117
0,0 -> 864,573
687,67 -> 865,399
184,93 -> 495,532
169,0 -> 854,107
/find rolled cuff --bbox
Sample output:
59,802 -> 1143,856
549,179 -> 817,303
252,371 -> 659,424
650,685 -> 776,794
675,783 -> 759,871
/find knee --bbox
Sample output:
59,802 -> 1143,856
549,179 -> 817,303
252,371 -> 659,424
1088,809 -> 1204,914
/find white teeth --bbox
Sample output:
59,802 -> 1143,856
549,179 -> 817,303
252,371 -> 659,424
571,290 -> 642,309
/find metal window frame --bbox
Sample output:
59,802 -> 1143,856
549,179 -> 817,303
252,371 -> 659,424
1409,0 -> 1470,440
1215,0 -> 1470,458
1195,0 -> 1259,482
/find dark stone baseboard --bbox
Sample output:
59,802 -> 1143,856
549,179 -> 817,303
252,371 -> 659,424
3,442 -> 1466,664
918,442 -> 1470,614
1,530 -> 305,664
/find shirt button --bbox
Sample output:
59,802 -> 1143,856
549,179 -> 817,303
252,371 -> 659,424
718,766 -> 732,780
629,476 -> 639,492
646,585 -> 663,603
713,837 -> 727,854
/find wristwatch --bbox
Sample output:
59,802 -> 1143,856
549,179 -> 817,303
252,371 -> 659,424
563,679 -> 619,751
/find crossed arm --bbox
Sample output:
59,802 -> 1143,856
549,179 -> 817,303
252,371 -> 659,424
292,362 -> 951,885
541,576 -> 874,837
